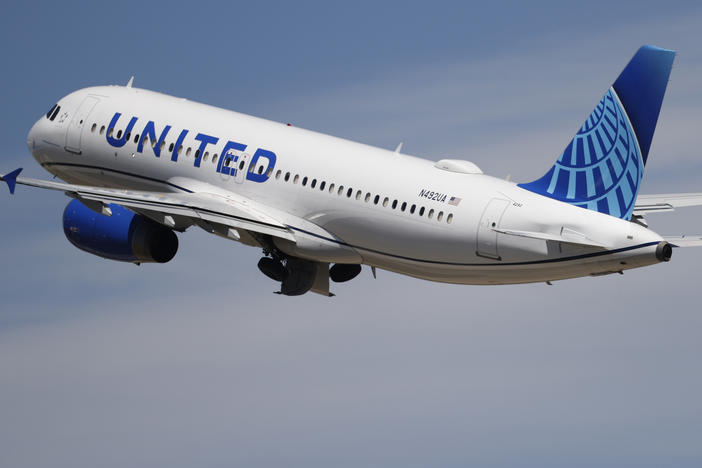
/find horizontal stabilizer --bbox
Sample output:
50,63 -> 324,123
663,236 -> 702,247
634,193 -> 702,215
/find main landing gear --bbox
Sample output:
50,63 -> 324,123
257,252 -> 363,296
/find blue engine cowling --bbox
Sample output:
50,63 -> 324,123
63,199 -> 178,263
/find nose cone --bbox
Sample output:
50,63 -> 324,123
26,118 -> 41,153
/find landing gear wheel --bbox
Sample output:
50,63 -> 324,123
258,257 -> 287,282
329,263 -> 362,282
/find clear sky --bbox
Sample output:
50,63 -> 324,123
1,1 -> 702,467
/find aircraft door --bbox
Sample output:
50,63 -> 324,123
65,96 -> 99,154
476,198 -> 510,260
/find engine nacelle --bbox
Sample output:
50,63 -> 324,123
63,199 -> 178,263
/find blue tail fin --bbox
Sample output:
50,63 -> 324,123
519,45 -> 675,220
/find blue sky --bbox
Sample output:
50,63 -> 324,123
2,2 -> 702,467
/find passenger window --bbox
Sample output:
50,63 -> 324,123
302,176 -> 308,186
239,161 -> 245,170
91,123 -> 97,133
276,170 -> 282,179
116,130 -> 123,139
347,188 -> 353,198
125,132 -> 130,141
401,202 -> 407,212
285,172 -> 290,182
311,179 -> 317,188
329,183 -> 335,193
294,175 -> 300,184
447,213 -> 453,224
419,207 -> 425,216
100,125 -> 105,135
134,134 -> 139,143
258,166 -> 264,175
108,127 -> 114,137
195,149 -> 200,159
364,193 -> 371,202
392,200 -> 398,209
212,154 -> 218,164
410,204 -> 416,214
338,185 -> 344,195
168,143 -> 174,152
356,190 -> 362,200
428,209 -> 434,219
382,197 -> 388,207
320,181 -> 325,191
438,211 -> 444,221
186,147 -> 192,157
204,151 -> 209,162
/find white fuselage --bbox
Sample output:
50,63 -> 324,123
27,85 -> 667,284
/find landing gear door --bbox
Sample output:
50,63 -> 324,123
65,96 -> 99,154
476,198 -> 510,260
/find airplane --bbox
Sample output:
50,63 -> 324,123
3,45 -> 702,297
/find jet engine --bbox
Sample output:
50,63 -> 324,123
63,199 -> 178,263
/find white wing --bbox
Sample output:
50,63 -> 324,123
5,172 -> 296,244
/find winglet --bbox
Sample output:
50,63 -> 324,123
1,168 -> 23,194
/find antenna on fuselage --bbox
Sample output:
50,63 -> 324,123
394,142 -> 403,154
126,76 -> 134,88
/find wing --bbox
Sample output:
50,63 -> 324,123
2,168 -> 295,244
634,193 -> 702,215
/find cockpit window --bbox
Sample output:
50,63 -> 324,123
49,105 -> 61,121
46,104 -> 57,119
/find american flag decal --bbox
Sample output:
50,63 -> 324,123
448,196 -> 461,206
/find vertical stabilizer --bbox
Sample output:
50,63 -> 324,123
519,45 -> 675,220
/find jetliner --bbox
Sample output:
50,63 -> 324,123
3,45 -> 702,296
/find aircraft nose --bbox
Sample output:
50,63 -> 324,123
26,118 -> 41,152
